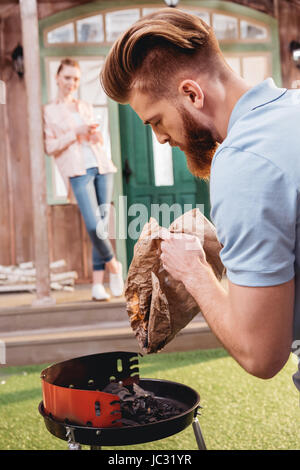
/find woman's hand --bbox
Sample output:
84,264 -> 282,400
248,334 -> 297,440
75,123 -> 98,138
160,230 -> 209,288
88,131 -> 104,145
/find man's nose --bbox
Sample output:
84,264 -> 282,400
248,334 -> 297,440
154,131 -> 169,145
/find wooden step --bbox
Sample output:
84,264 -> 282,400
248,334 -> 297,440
0,298 -> 128,333
0,321 -> 221,366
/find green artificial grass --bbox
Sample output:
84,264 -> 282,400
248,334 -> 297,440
0,348 -> 299,450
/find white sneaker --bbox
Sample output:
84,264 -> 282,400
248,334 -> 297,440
92,284 -> 111,301
109,262 -> 124,297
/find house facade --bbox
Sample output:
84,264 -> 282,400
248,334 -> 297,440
1,0 -> 300,286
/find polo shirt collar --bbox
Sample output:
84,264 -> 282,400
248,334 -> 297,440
227,78 -> 287,134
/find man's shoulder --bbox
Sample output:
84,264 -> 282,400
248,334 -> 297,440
213,113 -> 300,190
211,144 -> 297,198
216,90 -> 300,172
212,145 -> 269,173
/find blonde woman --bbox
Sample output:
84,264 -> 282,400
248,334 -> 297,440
44,58 -> 123,300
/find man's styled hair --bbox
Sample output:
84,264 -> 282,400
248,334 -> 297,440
100,8 -> 225,104
57,58 -> 80,76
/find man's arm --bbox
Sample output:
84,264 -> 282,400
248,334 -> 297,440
161,234 -> 294,379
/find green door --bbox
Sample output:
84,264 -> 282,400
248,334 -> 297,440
119,104 -> 210,267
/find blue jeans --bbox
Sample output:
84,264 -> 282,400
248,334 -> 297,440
70,168 -> 114,271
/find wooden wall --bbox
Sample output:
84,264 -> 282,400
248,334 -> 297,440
48,205 -> 92,282
277,0 -> 300,87
0,89 -> 12,267
1,0 -> 300,283
1,12 -> 33,268
0,1 -> 105,282
231,0 -> 275,15
37,0 -> 92,19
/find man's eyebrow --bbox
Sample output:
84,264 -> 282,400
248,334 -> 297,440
143,115 -> 160,125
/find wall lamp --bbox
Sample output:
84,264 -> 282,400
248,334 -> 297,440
11,43 -> 24,78
290,40 -> 300,69
164,0 -> 179,7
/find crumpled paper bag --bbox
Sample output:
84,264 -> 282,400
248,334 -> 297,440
125,208 -> 225,353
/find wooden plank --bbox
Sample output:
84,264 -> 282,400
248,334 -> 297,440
49,204 -> 87,281
0,107 -> 11,266
47,206 -> 54,264
0,259 -> 65,272
0,5 -> 18,19
0,265 -> 77,292
231,0 -> 275,15
3,9 -> 34,267
37,0 -> 93,21
19,0 -> 54,305
0,18 -> 15,266
0,283 -> 75,293
0,258 -> 76,294
66,204 -> 85,279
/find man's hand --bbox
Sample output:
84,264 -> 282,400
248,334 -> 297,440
160,230 -> 209,285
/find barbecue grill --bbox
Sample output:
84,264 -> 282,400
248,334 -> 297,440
39,351 -> 206,450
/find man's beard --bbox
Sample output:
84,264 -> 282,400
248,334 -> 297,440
179,106 -> 219,179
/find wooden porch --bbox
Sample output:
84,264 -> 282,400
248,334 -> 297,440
0,283 -> 221,367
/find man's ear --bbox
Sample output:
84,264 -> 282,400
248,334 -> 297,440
178,79 -> 204,110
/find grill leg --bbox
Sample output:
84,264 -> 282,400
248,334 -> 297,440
66,426 -> 81,450
192,416 -> 207,450
68,442 -> 82,450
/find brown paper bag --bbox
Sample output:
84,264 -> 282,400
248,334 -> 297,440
125,208 -> 224,353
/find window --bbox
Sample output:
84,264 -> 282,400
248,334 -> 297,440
45,6 -> 270,46
105,9 -> 140,42
225,53 -> 270,85
47,23 -> 75,44
152,131 -> 174,187
240,20 -> 268,40
213,14 -> 238,40
182,9 -> 210,24
76,15 -> 104,43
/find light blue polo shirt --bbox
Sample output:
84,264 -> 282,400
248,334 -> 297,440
209,78 -> 300,389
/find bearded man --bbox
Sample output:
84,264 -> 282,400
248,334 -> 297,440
101,8 -> 300,389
